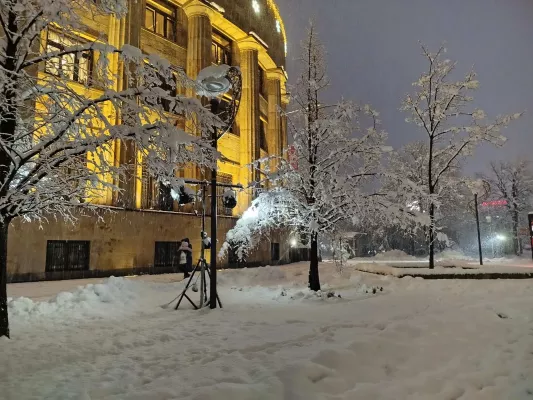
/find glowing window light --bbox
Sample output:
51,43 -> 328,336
252,0 -> 260,14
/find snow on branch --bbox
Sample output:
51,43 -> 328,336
0,0 -> 219,223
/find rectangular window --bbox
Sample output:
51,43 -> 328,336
212,31 -> 232,65
154,241 -> 180,268
141,159 -> 157,210
46,241 -> 90,272
145,8 -> 155,31
211,42 -> 232,65
166,19 -> 175,40
158,182 -> 174,211
155,12 -> 165,36
215,97 -> 238,135
145,1 -> 176,42
259,120 -> 268,151
217,173 -> 233,216
271,243 -> 280,262
258,67 -> 267,98
45,30 -> 93,85
159,73 -> 177,112
144,72 -> 177,113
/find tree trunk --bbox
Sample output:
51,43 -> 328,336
428,202 -> 435,269
309,232 -> 321,291
0,219 -> 10,338
512,211 -> 521,256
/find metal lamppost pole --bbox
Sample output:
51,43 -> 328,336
474,193 -> 483,266
210,100 -> 219,309
527,213 -> 533,259
195,65 -> 242,310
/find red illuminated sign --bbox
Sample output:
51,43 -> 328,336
482,200 -> 508,207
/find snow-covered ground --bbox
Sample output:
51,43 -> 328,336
2,261 -> 533,400
360,249 -> 533,268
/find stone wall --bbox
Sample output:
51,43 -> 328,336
7,208 -> 290,281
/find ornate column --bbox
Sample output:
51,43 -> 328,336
183,2 -> 214,182
237,38 -> 262,213
115,0 -> 145,209
266,68 -> 285,161
183,2 -> 213,81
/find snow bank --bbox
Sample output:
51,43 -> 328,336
373,250 -> 415,261
8,277 -> 161,321
355,263 -> 533,279
435,249 -> 475,261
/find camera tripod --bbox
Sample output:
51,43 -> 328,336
175,255 -> 222,310
173,183 -> 222,310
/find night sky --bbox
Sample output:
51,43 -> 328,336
276,0 -> 533,173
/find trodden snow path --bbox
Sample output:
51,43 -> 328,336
1,262 -> 533,400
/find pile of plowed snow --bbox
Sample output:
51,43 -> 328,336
373,250 -> 416,260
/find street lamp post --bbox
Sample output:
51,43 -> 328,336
474,193 -> 483,266
196,65 -> 242,309
210,100 -> 219,310
468,180 -> 490,266
529,213 -> 533,260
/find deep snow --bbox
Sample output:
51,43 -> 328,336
1,262 -> 533,400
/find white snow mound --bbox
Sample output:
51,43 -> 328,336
373,250 -> 415,260
8,277 -> 142,319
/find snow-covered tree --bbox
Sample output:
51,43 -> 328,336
481,160 -> 533,255
385,141 -> 475,253
0,0 -> 218,338
401,44 -> 520,268
222,24 -> 425,291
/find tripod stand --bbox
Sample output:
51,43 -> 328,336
175,256 -> 222,310
174,184 -> 222,310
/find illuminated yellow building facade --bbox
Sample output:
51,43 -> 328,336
7,0 -> 289,281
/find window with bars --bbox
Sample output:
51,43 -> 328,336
141,163 -> 157,210
217,173 -> 233,216
154,241 -> 179,268
45,241 -> 90,272
145,1 -> 177,41
45,30 -> 93,85
140,174 -> 174,212
158,183 -> 174,211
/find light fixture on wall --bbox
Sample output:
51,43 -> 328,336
252,0 -> 260,14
